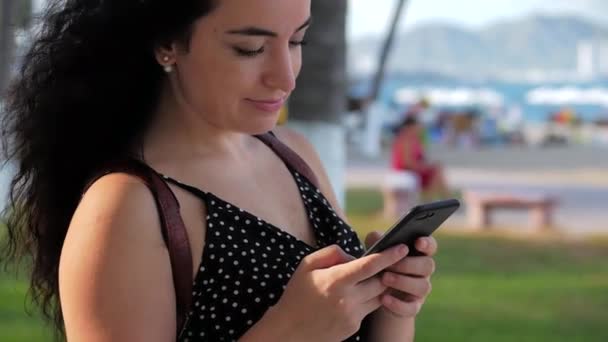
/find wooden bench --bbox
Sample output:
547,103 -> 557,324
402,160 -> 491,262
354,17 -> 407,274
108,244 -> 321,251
464,190 -> 558,230
382,171 -> 420,219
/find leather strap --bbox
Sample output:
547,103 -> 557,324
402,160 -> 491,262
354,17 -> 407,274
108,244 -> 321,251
84,159 -> 193,338
255,132 -> 320,188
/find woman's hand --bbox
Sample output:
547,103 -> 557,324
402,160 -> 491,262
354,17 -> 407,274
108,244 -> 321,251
365,231 -> 438,318
262,243 -> 409,342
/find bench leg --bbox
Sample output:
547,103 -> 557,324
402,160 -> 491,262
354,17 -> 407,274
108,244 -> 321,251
468,203 -> 491,229
383,189 -> 416,219
530,207 -> 553,230
382,189 -> 397,219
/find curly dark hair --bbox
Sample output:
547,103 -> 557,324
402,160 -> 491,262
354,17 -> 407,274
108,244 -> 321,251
1,0 -> 217,337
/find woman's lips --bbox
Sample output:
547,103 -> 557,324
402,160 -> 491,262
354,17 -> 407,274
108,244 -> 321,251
245,98 -> 286,112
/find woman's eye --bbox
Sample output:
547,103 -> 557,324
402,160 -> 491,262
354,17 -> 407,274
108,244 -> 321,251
233,40 -> 308,58
234,46 -> 265,57
289,40 -> 308,48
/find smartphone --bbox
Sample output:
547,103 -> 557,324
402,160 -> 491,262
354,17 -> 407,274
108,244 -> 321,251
363,198 -> 460,257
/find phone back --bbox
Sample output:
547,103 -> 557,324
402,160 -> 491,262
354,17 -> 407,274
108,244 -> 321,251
365,199 -> 460,256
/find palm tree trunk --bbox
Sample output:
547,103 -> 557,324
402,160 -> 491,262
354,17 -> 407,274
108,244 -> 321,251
361,0 -> 409,157
0,0 -> 16,94
288,0 -> 348,205
370,0 -> 409,101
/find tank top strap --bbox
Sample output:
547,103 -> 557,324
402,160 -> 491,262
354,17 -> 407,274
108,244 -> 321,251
159,174 -> 209,201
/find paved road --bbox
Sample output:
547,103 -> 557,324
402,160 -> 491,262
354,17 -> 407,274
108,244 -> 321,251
349,144 -> 608,171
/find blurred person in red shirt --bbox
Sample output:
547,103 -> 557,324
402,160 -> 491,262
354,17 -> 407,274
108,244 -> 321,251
391,116 -> 451,200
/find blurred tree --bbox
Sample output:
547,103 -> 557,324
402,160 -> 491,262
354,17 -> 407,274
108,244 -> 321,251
1,0 -> 32,93
288,0 -> 348,205
290,0 -> 347,124
370,0 -> 409,101
0,0 -> 16,93
359,0 -> 410,158
15,0 -> 34,29
1,0 -> 32,94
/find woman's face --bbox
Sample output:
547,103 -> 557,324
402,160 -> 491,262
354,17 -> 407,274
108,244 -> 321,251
167,0 -> 311,134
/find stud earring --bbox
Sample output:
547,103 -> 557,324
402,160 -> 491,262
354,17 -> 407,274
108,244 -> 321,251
161,56 -> 173,73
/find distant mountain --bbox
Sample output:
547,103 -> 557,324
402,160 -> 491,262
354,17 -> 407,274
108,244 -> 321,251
349,14 -> 608,80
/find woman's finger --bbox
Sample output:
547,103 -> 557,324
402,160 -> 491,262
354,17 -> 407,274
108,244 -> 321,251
355,276 -> 388,302
381,272 -> 432,299
385,256 -> 436,277
361,296 -> 384,318
381,293 -> 422,317
364,231 -> 383,249
415,236 -> 438,256
333,244 -> 408,284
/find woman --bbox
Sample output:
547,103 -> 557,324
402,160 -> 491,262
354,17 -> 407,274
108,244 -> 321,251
1,0 -> 438,341
391,116 -> 450,200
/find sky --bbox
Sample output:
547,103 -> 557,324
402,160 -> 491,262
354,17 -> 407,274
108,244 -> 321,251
347,0 -> 608,40
31,0 -> 607,40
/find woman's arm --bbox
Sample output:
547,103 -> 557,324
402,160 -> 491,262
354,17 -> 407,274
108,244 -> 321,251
370,314 -> 415,342
59,174 -> 177,341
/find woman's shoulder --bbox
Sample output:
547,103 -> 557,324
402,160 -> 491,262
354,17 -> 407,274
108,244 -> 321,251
271,126 -> 323,170
63,172 -> 167,266
271,126 -> 326,182
74,173 -> 164,240
272,126 -> 313,155
271,126 -> 348,220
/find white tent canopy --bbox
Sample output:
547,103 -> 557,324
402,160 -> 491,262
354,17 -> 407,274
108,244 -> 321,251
526,87 -> 608,106
394,87 -> 504,107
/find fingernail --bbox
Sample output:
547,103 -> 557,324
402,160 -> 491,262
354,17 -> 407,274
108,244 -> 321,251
418,239 -> 428,249
398,244 -> 408,256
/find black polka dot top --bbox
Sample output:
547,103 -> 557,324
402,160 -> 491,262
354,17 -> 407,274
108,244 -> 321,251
162,167 -> 371,342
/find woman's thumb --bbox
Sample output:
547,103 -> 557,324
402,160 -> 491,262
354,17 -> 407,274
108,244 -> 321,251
302,245 -> 354,270
365,231 -> 383,249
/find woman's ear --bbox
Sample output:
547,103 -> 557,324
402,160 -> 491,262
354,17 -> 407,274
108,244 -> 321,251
154,43 -> 179,73
154,44 -> 177,67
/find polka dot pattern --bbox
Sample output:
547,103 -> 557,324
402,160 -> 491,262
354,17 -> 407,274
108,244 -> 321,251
167,171 -> 369,341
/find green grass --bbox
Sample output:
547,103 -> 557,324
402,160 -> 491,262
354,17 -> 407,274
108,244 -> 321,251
347,188 -> 608,342
0,271 -> 53,341
415,233 -> 608,342
1,189 -> 607,341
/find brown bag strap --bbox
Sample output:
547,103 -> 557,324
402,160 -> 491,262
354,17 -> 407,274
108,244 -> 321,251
255,132 -> 320,188
84,159 -> 192,338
